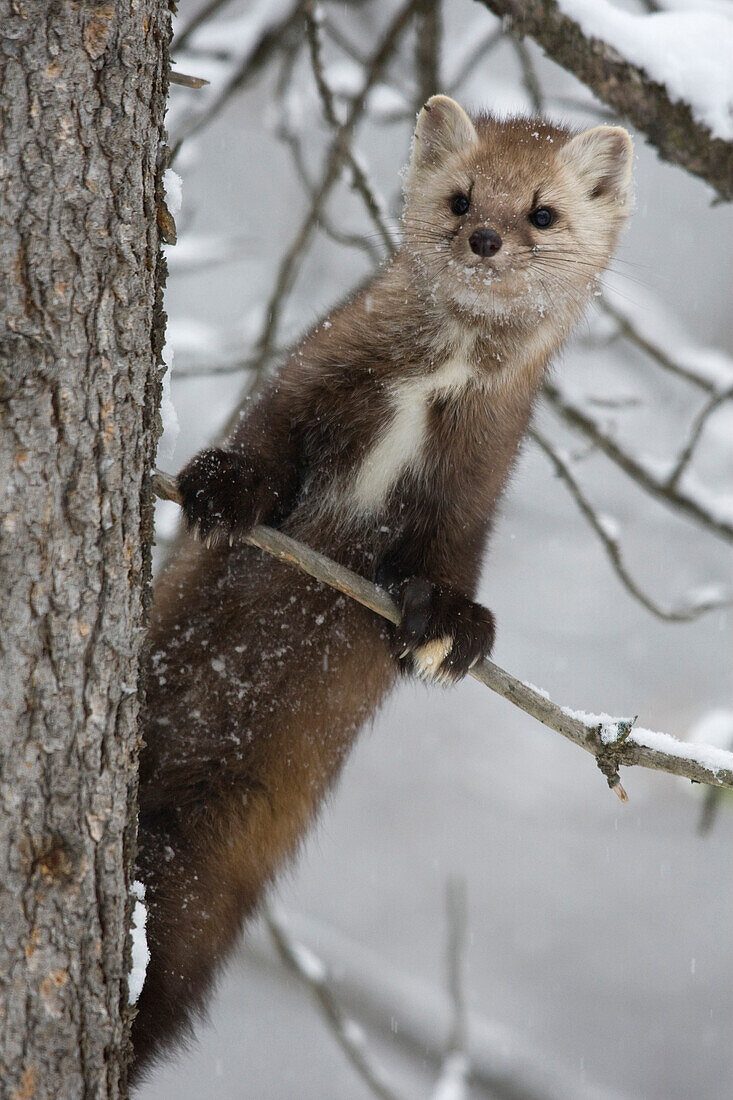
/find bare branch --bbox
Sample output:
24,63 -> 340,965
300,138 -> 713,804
415,0 -> 442,109
531,428 -> 731,623
265,908 -> 405,1100
666,385 -> 733,491
227,0 -> 418,431
598,297 -> 723,395
320,13 -> 368,66
170,1 -> 307,163
432,878 -> 470,1100
172,348 -> 285,379
543,382 -> 733,544
545,94 -> 617,120
444,878 -> 468,1059
169,71 -> 210,89
474,0 -> 733,200
249,907 -> 637,1100
174,0 -> 237,53
305,3 -> 396,255
152,468 -> 733,799
445,28 -> 502,96
509,34 -> 543,114
275,75 -> 384,267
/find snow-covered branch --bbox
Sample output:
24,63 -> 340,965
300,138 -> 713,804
473,0 -> 733,200
249,908 -> 628,1100
265,908 -> 405,1100
152,469 -> 733,801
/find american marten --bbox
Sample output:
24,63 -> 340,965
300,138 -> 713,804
132,96 -> 633,1078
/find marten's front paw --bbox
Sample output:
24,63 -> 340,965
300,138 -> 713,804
177,448 -> 268,545
392,578 -> 495,685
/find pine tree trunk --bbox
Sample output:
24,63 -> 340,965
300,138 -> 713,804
0,3 -> 171,1095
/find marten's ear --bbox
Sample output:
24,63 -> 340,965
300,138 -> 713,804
559,126 -> 634,205
409,95 -> 478,176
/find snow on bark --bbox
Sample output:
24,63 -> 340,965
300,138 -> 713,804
128,882 -> 150,1006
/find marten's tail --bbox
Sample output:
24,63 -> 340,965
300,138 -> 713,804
129,805 -> 261,1084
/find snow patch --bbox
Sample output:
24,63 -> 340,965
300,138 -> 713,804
560,706 -> 628,744
431,1052 -> 470,1100
158,343 -> 179,464
292,942 -> 327,983
128,880 -> 149,1005
629,726 -> 733,776
521,681 -> 551,701
688,709 -> 733,750
163,169 -> 183,217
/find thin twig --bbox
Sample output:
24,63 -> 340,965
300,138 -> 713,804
445,28 -> 502,96
431,878 -> 470,1100
229,0 -> 418,427
265,908 -> 405,1100
599,297 -> 721,395
543,383 -> 733,544
546,94 -> 617,121
666,386 -> 733,491
174,0 -> 238,53
170,1 -> 307,163
172,348 -> 285,379
277,84 -> 381,265
152,468 -> 733,798
252,908 -> 627,1100
509,34 -> 543,114
531,428 -> 731,622
320,13 -> 368,66
169,71 -> 211,89
305,2 -> 396,255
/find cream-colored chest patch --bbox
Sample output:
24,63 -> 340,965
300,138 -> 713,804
349,356 -> 473,514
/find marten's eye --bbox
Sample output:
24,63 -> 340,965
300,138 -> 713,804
450,194 -> 470,217
529,206 -> 556,229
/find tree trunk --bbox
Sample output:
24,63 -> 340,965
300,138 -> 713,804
0,3 -> 170,1095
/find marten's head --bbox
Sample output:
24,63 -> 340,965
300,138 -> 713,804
403,96 -> 633,323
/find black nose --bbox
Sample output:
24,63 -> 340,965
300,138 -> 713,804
469,228 -> 502,257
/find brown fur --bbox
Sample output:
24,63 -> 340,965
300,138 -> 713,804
131,99 -> 633,1080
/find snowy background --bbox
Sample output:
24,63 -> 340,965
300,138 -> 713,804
142,1 -> 733,1097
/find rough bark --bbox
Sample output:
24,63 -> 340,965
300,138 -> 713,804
0,2 -> 171,1096
475,0 -> 733,201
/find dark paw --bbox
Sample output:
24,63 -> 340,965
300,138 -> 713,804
177,448 -> 267,545
392,578 -> 495,685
